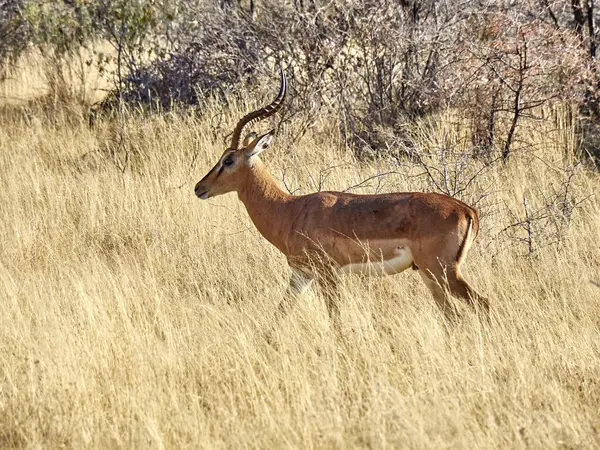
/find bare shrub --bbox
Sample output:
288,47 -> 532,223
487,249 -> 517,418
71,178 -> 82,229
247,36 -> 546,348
89,1 -> 592,162
3,0 -> 600,165
0,0 -> 29,77
453,7 -> 591,160
497,163 -> 590,257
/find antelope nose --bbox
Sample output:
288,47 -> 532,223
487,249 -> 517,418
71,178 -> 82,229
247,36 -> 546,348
194,182 -> 209,199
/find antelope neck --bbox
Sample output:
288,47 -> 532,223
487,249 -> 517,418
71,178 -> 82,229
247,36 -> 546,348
237,159 -> 293,250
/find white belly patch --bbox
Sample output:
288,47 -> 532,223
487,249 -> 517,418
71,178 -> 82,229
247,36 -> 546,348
339,247 -> 414,276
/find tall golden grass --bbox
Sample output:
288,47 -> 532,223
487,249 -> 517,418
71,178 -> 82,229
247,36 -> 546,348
1,57 -> 599,449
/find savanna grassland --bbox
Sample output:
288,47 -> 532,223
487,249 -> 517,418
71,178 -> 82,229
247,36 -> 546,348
1,55 -> 600,449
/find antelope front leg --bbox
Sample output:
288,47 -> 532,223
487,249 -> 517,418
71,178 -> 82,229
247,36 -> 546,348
315,269 -> 340,324
277,267 -> 314,318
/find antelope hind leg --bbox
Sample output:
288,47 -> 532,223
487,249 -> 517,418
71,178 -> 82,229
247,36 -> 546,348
418,270 -> 460,323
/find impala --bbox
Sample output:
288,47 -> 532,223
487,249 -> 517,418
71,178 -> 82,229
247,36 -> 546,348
194,70 -> 489,321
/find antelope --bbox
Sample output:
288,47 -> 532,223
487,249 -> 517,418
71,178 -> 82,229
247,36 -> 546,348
194,70 -> 489,321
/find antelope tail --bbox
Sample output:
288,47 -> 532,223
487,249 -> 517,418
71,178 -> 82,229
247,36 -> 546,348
456,210 -> 479,265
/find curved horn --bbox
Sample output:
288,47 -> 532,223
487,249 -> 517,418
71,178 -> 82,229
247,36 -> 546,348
230,68 -> 287,150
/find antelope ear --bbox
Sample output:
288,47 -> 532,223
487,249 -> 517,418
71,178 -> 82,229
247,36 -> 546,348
244,130 -> 274,158
242,132 -> 258,148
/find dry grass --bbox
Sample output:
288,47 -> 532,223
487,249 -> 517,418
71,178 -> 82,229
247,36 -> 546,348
1,61 -> 600,449
0,45 -> 114,106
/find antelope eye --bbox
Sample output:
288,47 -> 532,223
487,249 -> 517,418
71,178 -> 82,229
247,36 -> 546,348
223,156 -> 234,167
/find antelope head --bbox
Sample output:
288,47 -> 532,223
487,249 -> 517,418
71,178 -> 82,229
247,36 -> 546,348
194,70 -> 287,200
